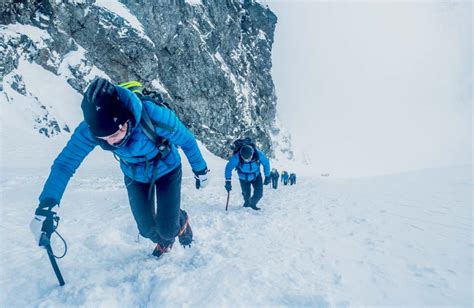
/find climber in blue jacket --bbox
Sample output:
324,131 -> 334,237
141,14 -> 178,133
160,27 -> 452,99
281,170 -> 289,185
29,78 -> 210,258
224,139 -> 271,210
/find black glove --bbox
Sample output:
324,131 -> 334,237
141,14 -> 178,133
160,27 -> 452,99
29,198 -> 59,246
224,180 -> 232,192
194,167 -> 209,189
264,176 -> 271,185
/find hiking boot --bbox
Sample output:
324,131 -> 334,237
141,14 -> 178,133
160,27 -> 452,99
152,242 -> 172,258
250,205 -> 261,211
178,210 -> 193,247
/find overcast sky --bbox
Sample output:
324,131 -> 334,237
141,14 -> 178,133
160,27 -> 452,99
266,1 -> 472,177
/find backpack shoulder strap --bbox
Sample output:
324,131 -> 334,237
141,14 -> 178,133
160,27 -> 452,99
140,107 -> 161,144
140,108 -> 172,159
140,98 -> 175,134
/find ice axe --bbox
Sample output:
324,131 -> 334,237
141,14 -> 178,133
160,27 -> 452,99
39,216 -> 66,286
225,191 -> 230,211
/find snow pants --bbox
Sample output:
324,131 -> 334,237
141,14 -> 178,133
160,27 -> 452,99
125,164 -> 185,248
239,173 -> 263,208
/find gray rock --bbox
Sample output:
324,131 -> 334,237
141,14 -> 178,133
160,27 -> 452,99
0,0 -> 282,159
10,74 -> 26,95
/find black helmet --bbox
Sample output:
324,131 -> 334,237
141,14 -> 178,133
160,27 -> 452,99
240,145 -> 254,162
81,78 -> 133,137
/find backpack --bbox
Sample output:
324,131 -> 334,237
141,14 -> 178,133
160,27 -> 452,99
119,81 -> 173,110
118,80 -> 173,159
232,137 -> 259,163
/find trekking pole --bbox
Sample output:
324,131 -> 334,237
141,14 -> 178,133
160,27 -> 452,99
225,191 -> 230,211
39,217 -> 66,286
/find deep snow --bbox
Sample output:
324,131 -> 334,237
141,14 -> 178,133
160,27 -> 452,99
0,153 -> 472,306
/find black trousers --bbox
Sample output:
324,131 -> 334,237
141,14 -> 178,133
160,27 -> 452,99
125,165 -> 185,247
239,173 -> 263,208
271,176 -> 278,189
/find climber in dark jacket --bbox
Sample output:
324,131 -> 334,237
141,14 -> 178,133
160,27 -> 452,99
29,78 -> 209,258
289,173 -> 297,185
270,168 -> 279,189
224,142 -> 271,210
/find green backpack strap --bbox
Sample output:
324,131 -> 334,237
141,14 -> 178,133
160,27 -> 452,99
119,81 -> 143,94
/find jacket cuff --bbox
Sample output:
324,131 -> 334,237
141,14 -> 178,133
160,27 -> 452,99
35,208 -> 56,218
38,198 -> 59,210
193,167 -> 208,176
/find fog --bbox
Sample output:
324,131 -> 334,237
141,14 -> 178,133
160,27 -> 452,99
268,1 -> 472,177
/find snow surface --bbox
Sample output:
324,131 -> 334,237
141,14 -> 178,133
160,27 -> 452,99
151,79 -> 170,96
94,0 -> 154,46
2,24 -> 51,49
1,64 -> 471,305
185,0 -> 203,6
1,64 -> 472,304
0,152 -> 472,306
58,46 -> 108,84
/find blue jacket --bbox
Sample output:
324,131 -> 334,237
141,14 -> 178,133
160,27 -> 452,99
39,86 -> 207,204
224,149 -> 270,182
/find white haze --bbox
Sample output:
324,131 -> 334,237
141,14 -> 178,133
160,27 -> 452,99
268,1 -> 472,177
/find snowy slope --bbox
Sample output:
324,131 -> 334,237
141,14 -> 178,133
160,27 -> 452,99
1,88 -> 472,306
0,155 -> 471,306
1,59 -> 472,306
1,5 -> 472,306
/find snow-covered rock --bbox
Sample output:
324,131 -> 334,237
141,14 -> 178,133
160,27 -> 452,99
0,0 -> 283,159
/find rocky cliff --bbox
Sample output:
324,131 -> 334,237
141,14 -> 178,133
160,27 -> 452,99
1,0 -> 292,159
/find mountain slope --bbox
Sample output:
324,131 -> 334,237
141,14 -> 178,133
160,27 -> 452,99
1,156 -> 471,306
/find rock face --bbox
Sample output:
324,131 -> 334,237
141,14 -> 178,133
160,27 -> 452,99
0,0 -> 288,159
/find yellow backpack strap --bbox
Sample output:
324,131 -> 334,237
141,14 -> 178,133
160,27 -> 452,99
118,81 -> 143,94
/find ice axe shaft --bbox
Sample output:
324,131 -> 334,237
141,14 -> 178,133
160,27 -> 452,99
40,232 -> 65,286
46,244 -> 65,286
225,191 -> 230,211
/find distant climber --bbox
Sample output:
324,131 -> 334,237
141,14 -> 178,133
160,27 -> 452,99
224,137 -> 271,210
